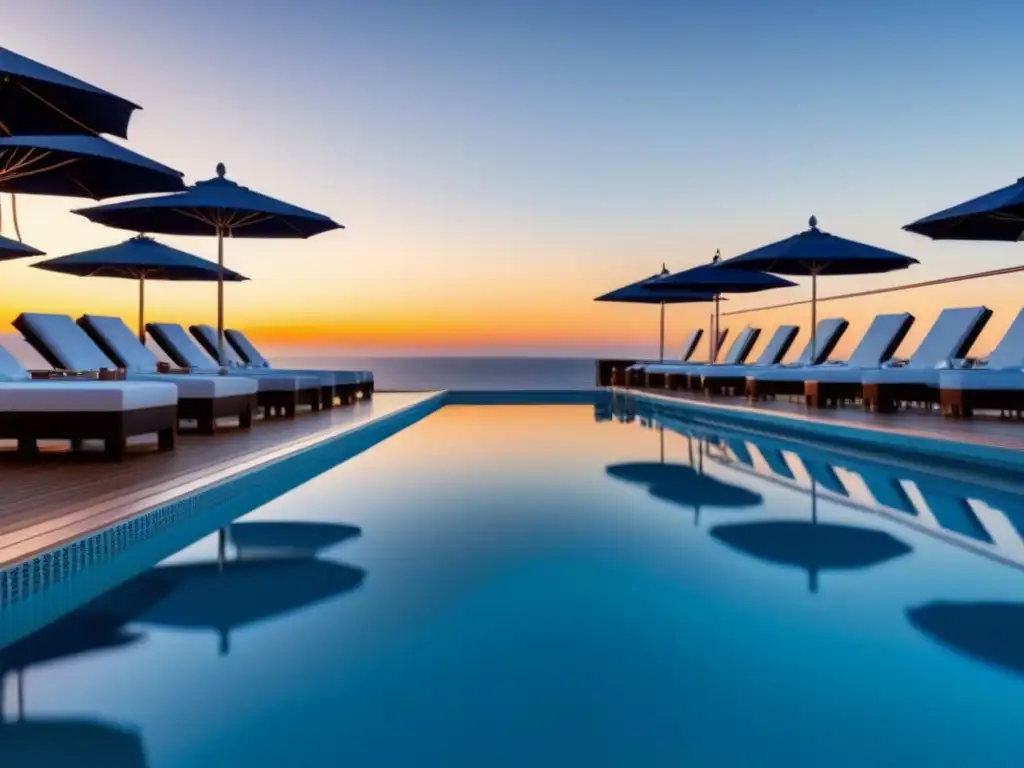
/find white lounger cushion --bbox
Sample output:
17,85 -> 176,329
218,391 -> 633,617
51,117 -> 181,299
19,312 -> 117,371
127,373 -> 257,397
0,343 -> 29,381
225,328 -> 373,383
861,367 -> 943,387
0,380 -> 177,412
644,327 -> 759,374
939,370 -> 1024,391
702,326 -> 798,379
80,314 -> 164,373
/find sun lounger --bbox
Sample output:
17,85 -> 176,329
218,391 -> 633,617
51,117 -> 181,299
696,325 -> 799,395
747,314 -> 910,401
192,325 -> 365,406
856,306 -> 992,413
224,327 -> 374,399
641,326 -> 762,390
145,322 -> 323,418
0,339 -> 177,459
624,329 -> 704,386
937,309 -> 1024,418
804,307 -> 989,409
68,314 -> 259,433
190,324 -> 353,408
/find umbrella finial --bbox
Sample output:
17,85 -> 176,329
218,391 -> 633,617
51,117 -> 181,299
216,162 -> 226,178
660,262 -> 669,275
712,249 -> 721,264
809,215 -> 818,230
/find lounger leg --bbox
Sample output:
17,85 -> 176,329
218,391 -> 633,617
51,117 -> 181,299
104,437 -> 127,461
240,405 -> 253,429
16,438 -> 37,456
321,386 -> 334,409
158,428 -> 176,451
198,416 -> 216,435
70,438 -> 84,451
285,395 -> 298,418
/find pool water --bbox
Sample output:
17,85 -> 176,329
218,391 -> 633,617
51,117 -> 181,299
4,399 -> 1024,767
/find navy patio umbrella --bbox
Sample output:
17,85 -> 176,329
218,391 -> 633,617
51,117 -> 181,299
0,135 -> 184,200
645,251 -> 797,360
32,234 -> 248,342
0,46 -> 140,138
596,265 -> 718,362
903,175 -> 1024,242
73,163 -> 343,365
717,216 -> 917,360
0,233 -> 43,260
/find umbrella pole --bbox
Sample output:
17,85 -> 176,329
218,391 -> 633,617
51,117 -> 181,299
138,272 -> 146,344
811,268 -> 818,362
659,301 -> 665,362
217,227 -> 225,366
713,294 -> 721,360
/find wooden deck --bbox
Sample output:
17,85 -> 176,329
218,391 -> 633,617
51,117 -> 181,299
618,387 -> 1024,452
0,392 -> 438,567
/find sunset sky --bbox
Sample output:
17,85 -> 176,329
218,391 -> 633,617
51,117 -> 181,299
5,0 -> 1024,358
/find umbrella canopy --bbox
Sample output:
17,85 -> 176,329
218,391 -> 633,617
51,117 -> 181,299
74,163 -> 343,364
596,266 -> 717,362
0,233 -> 43,260
646,252 -> 797,359
132,557 -> 365,655
32,235 -> 248,342
228,521 -> 362,559
0,134 -> 184,199
0,46 -> 140,138
717,216 -> 918,358
709,520 -> 912,593
903,176 -> 1024,241
907,601 -> 1024,678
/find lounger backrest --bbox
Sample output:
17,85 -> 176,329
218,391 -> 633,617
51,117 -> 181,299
847,313 -> 915,368
13,312 -> 116,372
146,322 -> 215,369
907,306 -> 991,369
0,342 -> 29,381
679,329 -> 702,362
721,327 -> 759,365
190,324 -> 246,366
793,318 -> 849,365
985,309 -> 1024,369
753,325 -> 799,366
78,315 -> 159,374
225,329 -> 271,367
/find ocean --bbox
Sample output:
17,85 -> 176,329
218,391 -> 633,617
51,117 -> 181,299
273,356 -> 598,391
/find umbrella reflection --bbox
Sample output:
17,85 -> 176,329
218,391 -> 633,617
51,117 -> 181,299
228,521 -> 362,559
907,601 -> 1024,678
0,718 -> 148,766
606,427 -> 762,525
133,548 -> 365,656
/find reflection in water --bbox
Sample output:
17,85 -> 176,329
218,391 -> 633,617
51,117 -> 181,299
908,602 -> 1024,678
135,547 -> 366,656
606,427 -> 762,525
0,718 -> 148,766
229,521 -> 362,559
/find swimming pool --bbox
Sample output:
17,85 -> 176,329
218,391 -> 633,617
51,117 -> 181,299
3,396 -> 1024,766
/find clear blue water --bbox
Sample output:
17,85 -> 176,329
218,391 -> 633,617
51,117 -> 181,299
4,396 -> 1024,766
275,356 -> 597,391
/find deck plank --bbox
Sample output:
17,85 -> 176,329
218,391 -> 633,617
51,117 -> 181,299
0,393 -> 434,544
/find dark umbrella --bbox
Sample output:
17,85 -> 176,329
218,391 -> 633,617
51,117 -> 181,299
0,233 -> 43,260
907,601 -> 1024,678
645,251 -> 796,359
717,216 -> 917,359
74,163 -> 342,365
0,134 -> 183,199
0,46 -> 139,138
595,266 -> 717,361
132,554 -> 365,655
32,234 -> 248,342
228,521 -> 362,559
903,176 -> 1024,241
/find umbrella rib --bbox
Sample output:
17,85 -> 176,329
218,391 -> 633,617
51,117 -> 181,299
15,81 -> 101,136
0,150 -> 79,182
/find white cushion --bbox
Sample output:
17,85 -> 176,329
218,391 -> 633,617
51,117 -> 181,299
192,324 -> 246,366
700,364 -> 755,379
19,313 -> 115,371
240,374 -> 321,392
861,368 -> 942,386
149,322 -> 214,368
939,370 -> 1024,391
223,328 -> 365,384
848,313 -> 913,368
225,329 -> 270,366
0,343 -> 29,381
127,373 -> 259,397
81,315 -> 160,373
907,307 -> 988,369
0,381 -> 177,412
803,366 -> 874,384
747,365 -> 818,383
642,363 -> 704,375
